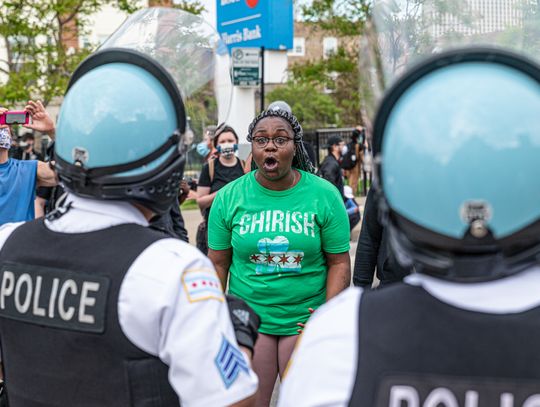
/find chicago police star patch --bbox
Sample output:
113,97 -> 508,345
181,268 -> 224,303
215,335 -> 249,388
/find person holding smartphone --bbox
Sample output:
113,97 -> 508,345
0,101 -> 57,225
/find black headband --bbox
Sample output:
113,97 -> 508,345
247,108 -> 303,142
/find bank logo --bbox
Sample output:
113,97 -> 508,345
249,236 -> 304,275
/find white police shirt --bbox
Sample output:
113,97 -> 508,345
0,193 -> 258,407
278,269 -> 540,407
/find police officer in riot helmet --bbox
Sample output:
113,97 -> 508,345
279,1 -> 540,405
0,8 -> 259,406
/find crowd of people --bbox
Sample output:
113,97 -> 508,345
1,4 -> 540,407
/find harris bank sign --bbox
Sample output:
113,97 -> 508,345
216,0 -> 293,51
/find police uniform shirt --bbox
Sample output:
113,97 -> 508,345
0,193 -> 258,407
278,269 -> 540,407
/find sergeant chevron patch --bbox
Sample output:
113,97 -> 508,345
215,335 -> 249,388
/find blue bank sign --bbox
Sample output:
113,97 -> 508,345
216,0 -> 293,51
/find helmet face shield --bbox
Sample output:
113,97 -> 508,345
55,8 -> 231,214
362,0 -> 540,116
366,0 -> 540,280
100,7 -> 232,137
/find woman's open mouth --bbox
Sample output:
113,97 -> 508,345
263,156 -> 279,172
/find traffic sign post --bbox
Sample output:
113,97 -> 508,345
232,47 -> 261,87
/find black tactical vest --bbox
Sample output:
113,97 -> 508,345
0,219 -> 180,406
349,283 -> 540,407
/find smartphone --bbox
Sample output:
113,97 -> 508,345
0,111 -> 29,125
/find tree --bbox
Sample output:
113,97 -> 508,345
288,1 -> 372,127
266,82 -> 342,129
0,0 -> 205,106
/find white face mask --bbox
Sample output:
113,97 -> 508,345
218,142 -> 237,158
341,145 -> 349,155
0,128 -> 11,150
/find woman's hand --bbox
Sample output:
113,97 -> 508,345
24,100 -> 55,138
296,307 -> 315,334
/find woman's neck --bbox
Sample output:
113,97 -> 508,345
256,169 -> 298,191
219,154 -> 237,167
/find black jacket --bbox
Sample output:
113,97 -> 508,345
318,153 -> 344,198
353,188 -> 411,288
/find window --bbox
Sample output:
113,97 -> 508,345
288,37 -> 305,57
323,37 -> 338,58
7,36 -> 32,73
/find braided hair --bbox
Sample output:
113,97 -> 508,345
247,108 -> 315,173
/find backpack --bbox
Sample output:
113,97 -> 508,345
340,141 -> 358,170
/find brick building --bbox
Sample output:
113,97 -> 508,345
287,21 -> 357,64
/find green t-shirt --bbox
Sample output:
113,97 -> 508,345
208,170 -> 350,335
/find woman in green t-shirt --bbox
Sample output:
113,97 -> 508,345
208,105 -> 351,406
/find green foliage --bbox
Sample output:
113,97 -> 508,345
172,0 -> 205,15
0,0 -> 206,107
288,43 -> 363,126
0,0 -> 143,106
301,0 -> 370,36
266,83 -> 342,129
289,1 -> 372,126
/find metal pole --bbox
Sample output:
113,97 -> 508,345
260,46 -> 265,112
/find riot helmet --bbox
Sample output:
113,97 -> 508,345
55,8 -> 232,214
364,0 -> 540,281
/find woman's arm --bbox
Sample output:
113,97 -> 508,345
324,251 -> 351,301
196,186 -> 217,211
208,248 -> 232,291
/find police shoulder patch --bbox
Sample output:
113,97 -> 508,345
215,335 -> 249,388
181,268 -> 224,303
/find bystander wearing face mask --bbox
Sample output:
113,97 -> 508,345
341,144 -> 348,156
217,143 -> 237,159
0,128 -> 11,150
196,141 -> 210,157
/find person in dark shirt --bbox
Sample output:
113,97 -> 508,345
353,187 -> 411,288
196,124 -> 245,253
318,135 -> 345,198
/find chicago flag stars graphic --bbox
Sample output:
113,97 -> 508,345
249,236 -> 304,274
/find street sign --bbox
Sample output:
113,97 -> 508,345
232,47 -> 260,87
216,0 -> 293,52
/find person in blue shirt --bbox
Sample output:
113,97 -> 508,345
0,102 -> 57,225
